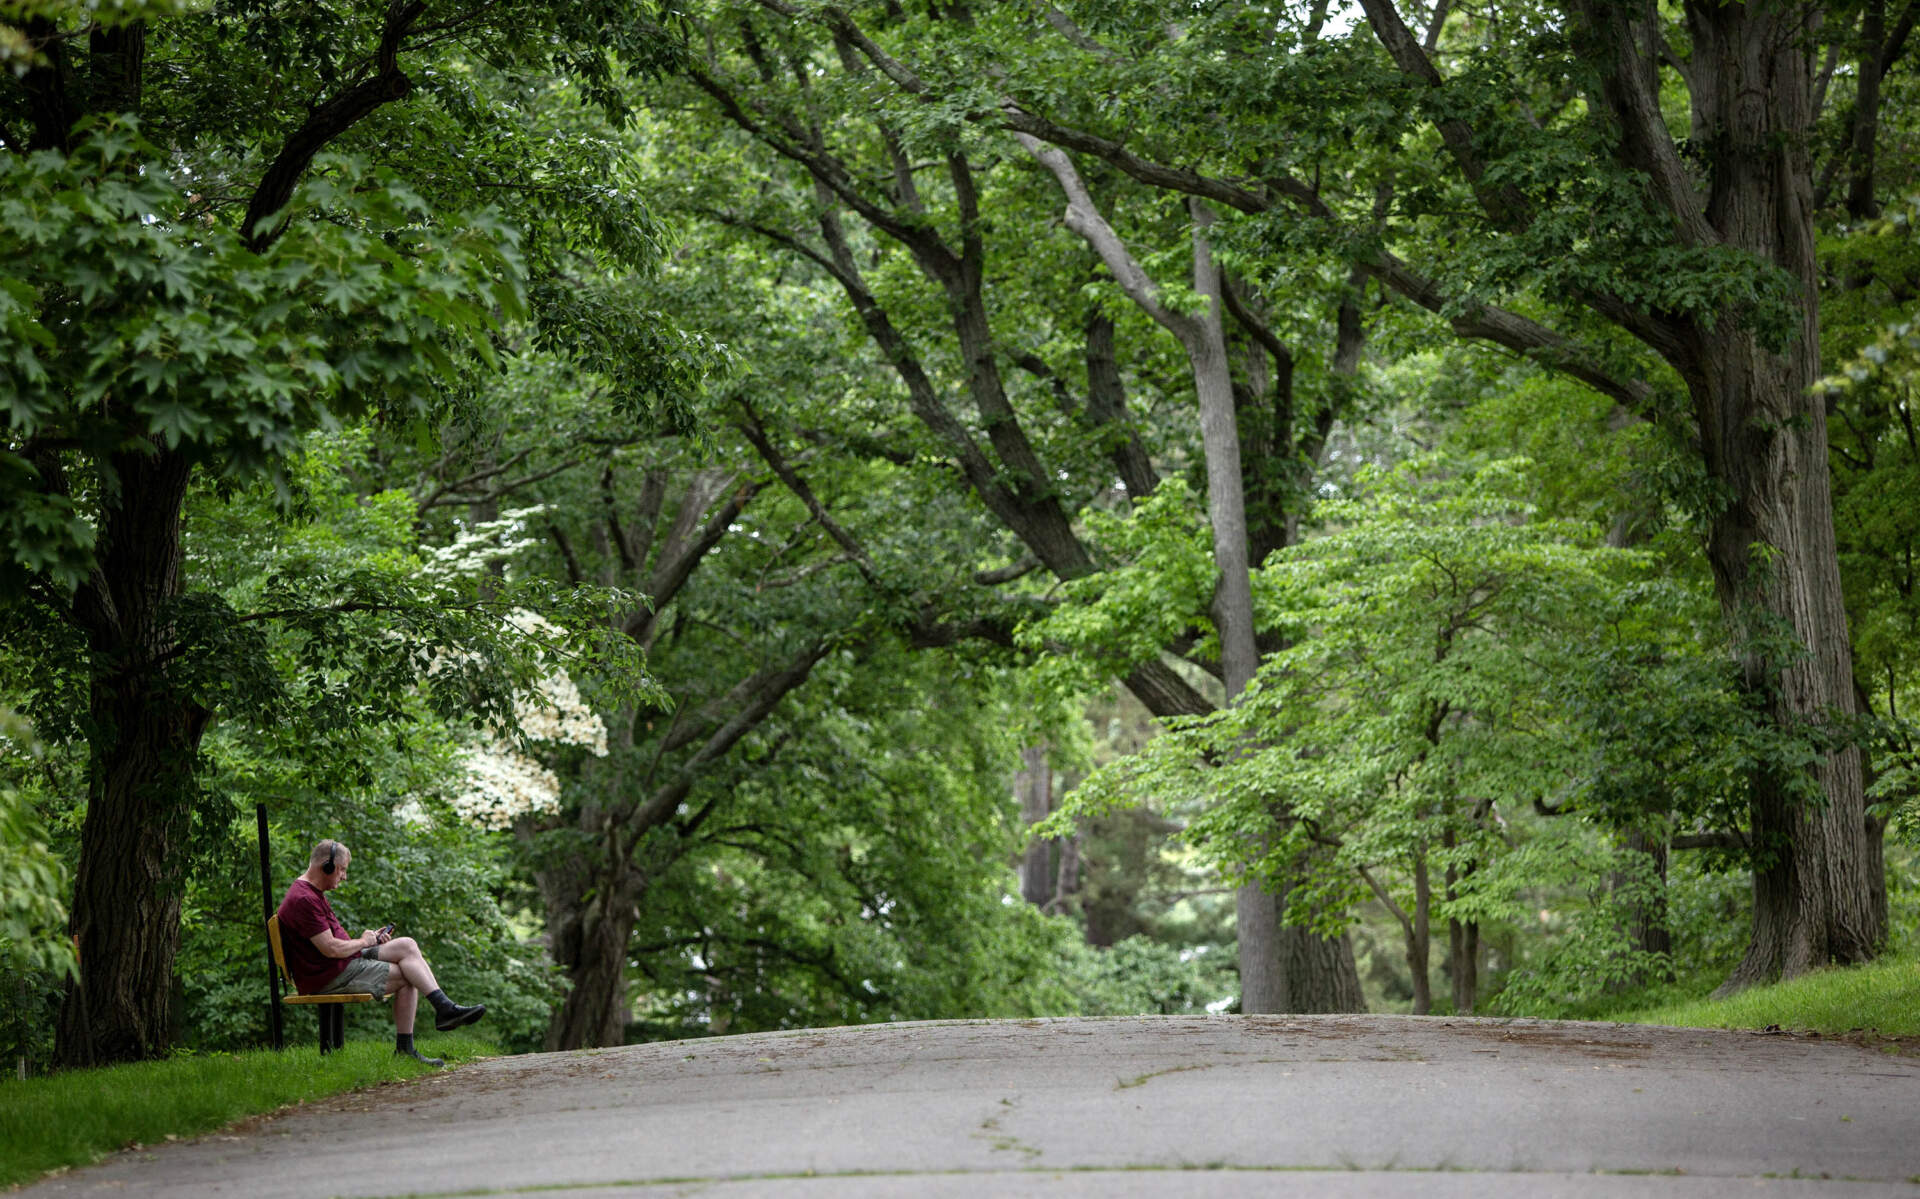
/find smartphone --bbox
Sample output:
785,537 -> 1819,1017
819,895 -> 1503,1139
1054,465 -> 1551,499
379,923 -> 394,938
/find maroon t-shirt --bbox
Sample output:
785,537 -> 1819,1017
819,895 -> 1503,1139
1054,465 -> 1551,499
276,877 -> 351,993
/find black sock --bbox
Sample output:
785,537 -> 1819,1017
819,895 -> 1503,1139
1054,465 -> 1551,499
425,988 -> 456,1015
396,1032 -> 414,1052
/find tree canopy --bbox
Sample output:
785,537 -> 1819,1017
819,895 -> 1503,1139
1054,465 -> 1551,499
4,0 -> 1919,1069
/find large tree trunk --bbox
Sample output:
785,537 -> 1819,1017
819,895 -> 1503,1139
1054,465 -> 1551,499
1693,250 -> 1877,990
1678,0 -> 1881,989
536,739 -> 643,1052
1692,9 -> 1874,985
1235,884 -> 1284,1011
540,859 -> 643,1051
1049,831 -> 1082,915
1442,839 -> 1479,1013
1184,205 -> 1300,1015
1190,211 -> 1365,1013
1242,878 -> 1367,1013
56,446 -> 208,1066
1280,924 -> 1367,1013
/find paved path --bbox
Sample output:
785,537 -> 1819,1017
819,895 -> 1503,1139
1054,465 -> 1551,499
21,1016 -> 1920,1197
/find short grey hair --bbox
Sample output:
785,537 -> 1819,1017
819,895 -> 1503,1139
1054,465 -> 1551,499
308,839 -> 350,870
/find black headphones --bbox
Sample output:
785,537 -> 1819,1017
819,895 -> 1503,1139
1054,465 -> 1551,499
322,841 -> 337,875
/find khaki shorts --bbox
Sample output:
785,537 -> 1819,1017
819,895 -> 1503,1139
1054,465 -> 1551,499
317,956 -> 390,997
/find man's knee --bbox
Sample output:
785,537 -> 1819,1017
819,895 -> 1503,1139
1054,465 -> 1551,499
390,936 -> 421,957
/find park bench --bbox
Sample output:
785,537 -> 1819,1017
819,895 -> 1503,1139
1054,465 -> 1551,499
265,915 -> 381,1053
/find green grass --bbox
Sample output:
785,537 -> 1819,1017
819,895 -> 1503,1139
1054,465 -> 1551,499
1606,952 -> 1920,1039
0,1031 -> 496,1188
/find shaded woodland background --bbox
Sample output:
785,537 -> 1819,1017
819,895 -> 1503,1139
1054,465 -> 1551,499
4,0 -> 1920,1070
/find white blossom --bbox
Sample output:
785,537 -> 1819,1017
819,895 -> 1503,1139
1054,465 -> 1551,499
445,608 -> 609,828
421,507 -> 546,583
450,743 -> 565,830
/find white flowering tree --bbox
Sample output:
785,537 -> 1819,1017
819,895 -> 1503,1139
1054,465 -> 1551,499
450,611 -> 610,831
407,509 -> 621,830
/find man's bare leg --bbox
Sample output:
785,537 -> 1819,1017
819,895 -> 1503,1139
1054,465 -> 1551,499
376,936 -> 484,1032
391,979 -> 419,1035
375,936 -> 440,994
381,958 -> 441,1066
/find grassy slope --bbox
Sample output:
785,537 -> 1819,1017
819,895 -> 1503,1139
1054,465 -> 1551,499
0,1032 -> 495,1189
1606,953 -> 1920,1039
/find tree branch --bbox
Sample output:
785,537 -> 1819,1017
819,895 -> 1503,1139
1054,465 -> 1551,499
974,557 -> 1040,585
1002,105 -> 1278,216
1366,251 -> 1657,410
1016,133 -> 1194,342
547,522 -> 584,586
1003,110 -> 1654,411
624,474 -> 765,644
243,0 -> 427,251
749,0 -> 928,94
417,456 -> 591,511
627,640 -> 833,840
736,398 -> 883,589
680,60 -> 955,273
1359,864 -> 1415,939
1670,829 -> 1747,851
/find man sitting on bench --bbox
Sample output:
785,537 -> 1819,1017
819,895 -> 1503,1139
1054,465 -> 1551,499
276,838 -> 486,1065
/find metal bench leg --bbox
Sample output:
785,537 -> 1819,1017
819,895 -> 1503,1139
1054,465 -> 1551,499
318,1005 -> 345,1054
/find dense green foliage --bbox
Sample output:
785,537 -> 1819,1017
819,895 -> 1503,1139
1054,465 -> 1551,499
0,715 -> 68,977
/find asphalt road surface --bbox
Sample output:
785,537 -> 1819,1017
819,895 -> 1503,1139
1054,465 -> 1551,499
20,1015 -> 1920,1198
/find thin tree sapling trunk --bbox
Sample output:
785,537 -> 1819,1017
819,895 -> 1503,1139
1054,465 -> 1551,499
1018,744 -> 1054,906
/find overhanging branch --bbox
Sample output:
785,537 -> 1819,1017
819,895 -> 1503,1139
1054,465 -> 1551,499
243,0 -> 427,251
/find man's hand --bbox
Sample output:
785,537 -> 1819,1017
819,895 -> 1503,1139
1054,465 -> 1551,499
360,928 -> 387,948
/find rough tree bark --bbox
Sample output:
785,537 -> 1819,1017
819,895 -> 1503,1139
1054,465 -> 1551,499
1441,832 -> 1480,1013
1676,0 -> 1879,985
1447,918 -> 1479,1015
56,446 -> 209,1064
537,832 -> 646,1051
1409,858 -> 1432,1015
1271,879 -> 1369,1012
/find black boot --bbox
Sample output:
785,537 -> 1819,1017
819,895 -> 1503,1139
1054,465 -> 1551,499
426,989 -> 486,1032
395,1033 -> 443,1067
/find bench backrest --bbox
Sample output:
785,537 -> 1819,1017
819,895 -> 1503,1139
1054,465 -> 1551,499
265,915 -> 293,988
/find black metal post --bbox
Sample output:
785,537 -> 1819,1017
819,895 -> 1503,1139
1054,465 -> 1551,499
257,803 -> 284,1051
